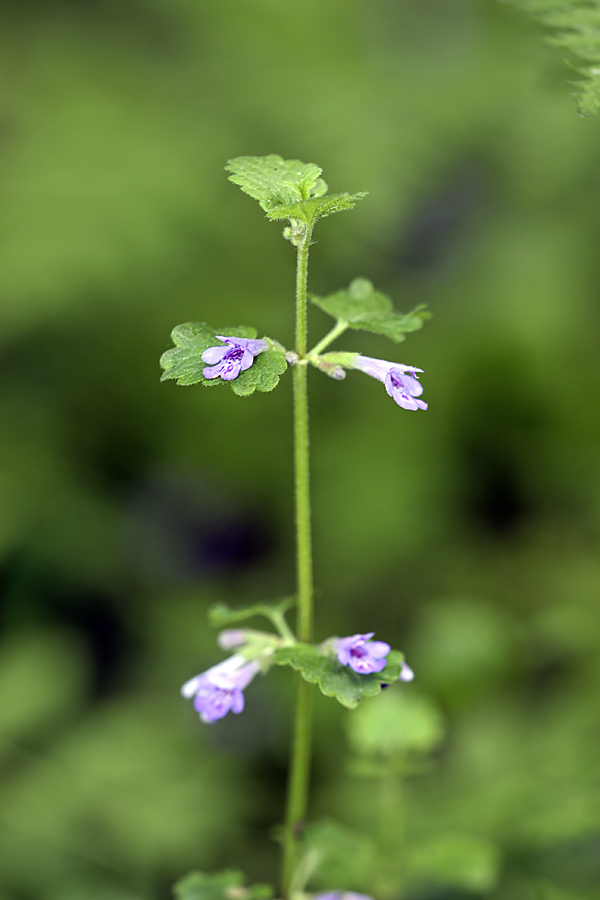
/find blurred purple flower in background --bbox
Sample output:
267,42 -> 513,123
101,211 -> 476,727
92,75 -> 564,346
353,354 -> 427,410
399,660 -> 415,682
202,335 -> 269,381
181,654 -> 260,722
335,632 -> 391,674
217,629 -> 247,650
314,892 -> 374,900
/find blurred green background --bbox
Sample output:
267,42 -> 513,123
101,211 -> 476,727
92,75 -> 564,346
1,1 -> 600,898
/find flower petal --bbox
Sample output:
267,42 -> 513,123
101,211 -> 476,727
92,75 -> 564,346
239,348 -> 255,371
181,675 -> 203,698
231,688 -> 245,714
367,640 -> 391,659
203,362 -> 226,379
399,661 -> 415,682
220,361 -> 242,381
201,345 -> 228,364
393,392 -> 420,411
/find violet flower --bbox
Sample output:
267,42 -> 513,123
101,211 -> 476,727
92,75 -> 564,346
202,335 -> 269,382
399,660 -> 415,682
314,892 -> 374,900
353,355 -> 427,410
335,632 -> 391,675
181,654 -> 260,723
217,629 -> 247,650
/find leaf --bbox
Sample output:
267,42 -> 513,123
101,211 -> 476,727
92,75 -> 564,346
226,155 -> 367,226
273,645 -> 405,709
346,687 -> 445,758
159,322 -> 287,394
173,871 -> 273,900
226,155 -> 327,212
404,834 -> 500,894
209,598 -> 295,628
502,0 -> 600,116
231,351 -> 288,396
304,821 -> 377,891
265,191 -> 368,224
310,278 -> 430,343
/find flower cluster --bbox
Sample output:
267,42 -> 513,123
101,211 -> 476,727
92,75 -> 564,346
202,335 -> 269,382
182,629 -> 414,723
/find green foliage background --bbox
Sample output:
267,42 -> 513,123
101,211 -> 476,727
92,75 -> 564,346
1,1 -> 600,899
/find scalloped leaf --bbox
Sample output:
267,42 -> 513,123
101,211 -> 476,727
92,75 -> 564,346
160,322 -> 287,394
310,278 -> 429,343
265,191 -> 368,224
209,598 -> 295,628
273,644 -> 405,709
226,155 -> 366,226
226,155 -> 327,212
174,871 -> 273,900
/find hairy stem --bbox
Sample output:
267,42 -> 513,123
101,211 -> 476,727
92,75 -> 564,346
282,224 -> 315,896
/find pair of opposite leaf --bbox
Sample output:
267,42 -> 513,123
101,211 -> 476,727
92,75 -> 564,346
160,156 -> 430,410
182,626 -> 414,724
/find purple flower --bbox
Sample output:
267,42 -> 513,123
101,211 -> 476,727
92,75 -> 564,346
399,660 -> 415,682
202,335 -> 269,382
181,654 -> 260,723
315,892 -> 374,900
335,632 -> 391,675
353,355 -> 427,411
217,629 -> 247,650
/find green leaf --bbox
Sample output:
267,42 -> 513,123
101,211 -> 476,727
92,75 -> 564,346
231,351 -> 288,396
226,155 -> 327,212
405,834 -> 500,894
346,687 -> 445,758
173,871 -> 273,900
502,0 -> 600,116
226,155 -> 367,226
159,323 -> 287,394
304,821 -> 377,892
265,191 -> 368,224
310,278 -> 430,343
209,598 -> 295,628
273,645 -> 405,709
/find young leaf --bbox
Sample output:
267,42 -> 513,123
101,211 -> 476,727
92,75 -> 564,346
273,644 -> 405,709
310,278 -> 429,343
226,155 -> 367,227
502,0 -> 600,116
265,191 -> 368,224
226,155 -> 327,212
160,322 -> 287,394
174,871 -> 273,900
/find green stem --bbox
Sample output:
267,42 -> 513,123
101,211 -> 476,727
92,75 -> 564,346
375,773 -> 404,900
282,224 -> 315,896
270,610 -> 296,644
308,319 -> 349,357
